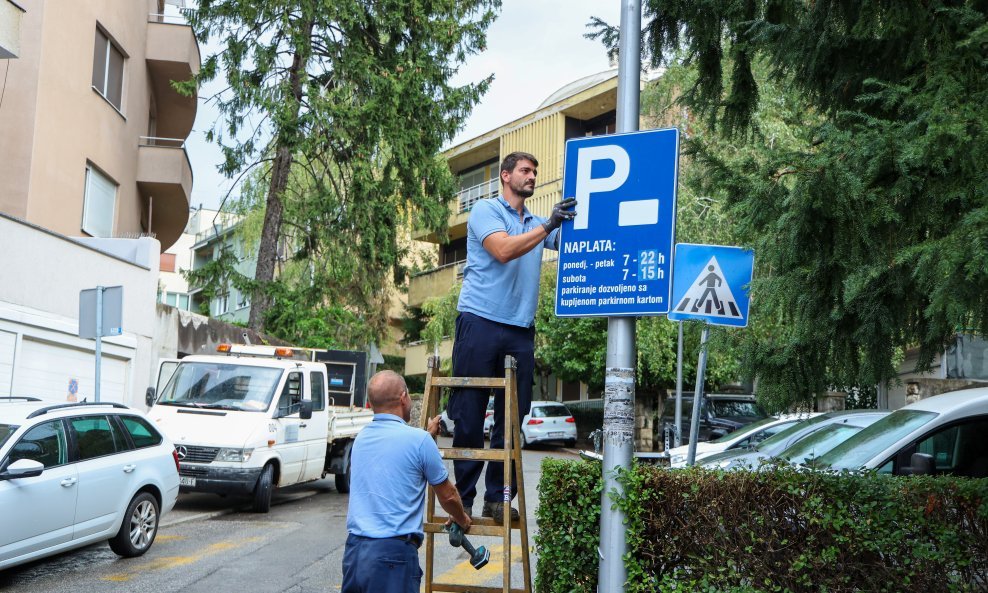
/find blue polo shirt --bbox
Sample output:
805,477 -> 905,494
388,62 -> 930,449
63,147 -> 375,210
346,414 -> 449,538
457,196 -> 560,327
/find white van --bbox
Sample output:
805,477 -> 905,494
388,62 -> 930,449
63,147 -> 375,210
146,344 -> 372,512
814,387 -> 988,477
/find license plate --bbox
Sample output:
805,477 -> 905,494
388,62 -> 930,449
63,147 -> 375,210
179,476 -> 196,487
549,432 -> 565,438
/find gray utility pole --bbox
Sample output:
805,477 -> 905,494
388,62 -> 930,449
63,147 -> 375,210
597,1 -> 641,592
94,286 -> 103,402
674,321 -> 684,447
686,326 -> 710,465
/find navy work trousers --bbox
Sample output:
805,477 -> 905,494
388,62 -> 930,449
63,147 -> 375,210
341,534 -> 422,593
449,312 -> 534,510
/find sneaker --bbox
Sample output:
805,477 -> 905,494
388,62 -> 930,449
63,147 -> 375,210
482,500 -> 520,522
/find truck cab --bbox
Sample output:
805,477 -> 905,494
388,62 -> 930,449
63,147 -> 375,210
146,344 -> 372,512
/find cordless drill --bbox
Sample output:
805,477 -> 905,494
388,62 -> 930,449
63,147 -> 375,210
448,523 -> 490,570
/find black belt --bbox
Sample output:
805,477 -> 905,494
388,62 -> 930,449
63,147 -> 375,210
354,533 -> 423,549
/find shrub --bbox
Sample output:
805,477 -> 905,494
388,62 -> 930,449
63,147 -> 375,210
536,460 -> 988,593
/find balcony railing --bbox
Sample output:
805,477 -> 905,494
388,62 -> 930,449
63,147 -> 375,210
411,259 -> 466,279
457,179 -> 498,213
139,136 -> 185,148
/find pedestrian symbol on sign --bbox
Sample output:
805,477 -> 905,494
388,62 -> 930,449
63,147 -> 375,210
673,256 -> 743,319
668,244 -> 753,327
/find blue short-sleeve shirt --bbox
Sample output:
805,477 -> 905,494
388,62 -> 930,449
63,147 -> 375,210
457,196 -> 559,327
346,414 -> 449,538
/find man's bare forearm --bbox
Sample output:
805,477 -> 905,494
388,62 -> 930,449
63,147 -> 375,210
434,479 -> 472,529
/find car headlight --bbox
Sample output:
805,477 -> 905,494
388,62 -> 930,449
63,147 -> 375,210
215,448 -> 253,462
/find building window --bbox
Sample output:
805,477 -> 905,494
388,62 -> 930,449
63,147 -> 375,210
161,292 -> 190,310
212,293 -> 229,316
237,291 -> 250,309
160,253 -> 177,273
92,26 -> 125,111
82,164 -> 117,238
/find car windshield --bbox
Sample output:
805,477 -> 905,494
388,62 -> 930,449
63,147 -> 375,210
533,404 -> 571,418
710,400 -> 765,419
780,424 -> 864,466
712,416 -> 780,444
815,410 -> 938,470
0,423 -> 18,449
157,362 -> 283,412
755,414 -> 834,450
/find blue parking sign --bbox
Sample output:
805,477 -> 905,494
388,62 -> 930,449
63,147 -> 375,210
555,128 -> 679,317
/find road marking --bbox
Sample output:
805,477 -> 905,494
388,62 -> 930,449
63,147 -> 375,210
102,537 -> 263,583
425,543 -> 504,591
154,535 -> 184,542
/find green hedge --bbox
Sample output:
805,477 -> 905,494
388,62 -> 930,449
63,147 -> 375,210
535,459 -> 988,593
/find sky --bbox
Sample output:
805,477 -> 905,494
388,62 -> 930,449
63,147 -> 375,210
184,1 -> 623,211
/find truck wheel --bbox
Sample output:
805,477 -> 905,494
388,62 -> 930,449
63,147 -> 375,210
335,452 -> 352,494
252,464 -> 274,513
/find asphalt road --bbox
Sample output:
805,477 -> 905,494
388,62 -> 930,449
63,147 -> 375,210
0,439 -> 582,593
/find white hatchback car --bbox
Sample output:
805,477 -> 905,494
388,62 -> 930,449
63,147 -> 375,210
0,398 -> 180,570
521,401 -> 577,448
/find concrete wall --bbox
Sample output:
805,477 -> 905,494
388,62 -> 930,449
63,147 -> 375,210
0,213 -> 159,407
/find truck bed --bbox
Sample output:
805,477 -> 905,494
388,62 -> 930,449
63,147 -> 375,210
328,406 -> 373,442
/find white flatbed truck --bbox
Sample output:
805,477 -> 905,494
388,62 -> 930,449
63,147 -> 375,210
145,344 -> 373,512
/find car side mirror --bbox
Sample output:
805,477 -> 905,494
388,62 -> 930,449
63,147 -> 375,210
145,386 -> 157,407
906,452 -> 935,476
0,458 -> 45,480
300,399 -> 313,420
710,429 -> 727,440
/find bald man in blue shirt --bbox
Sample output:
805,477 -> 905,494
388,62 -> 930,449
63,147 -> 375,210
449,151 -> 576,523
342,370 -> 471,593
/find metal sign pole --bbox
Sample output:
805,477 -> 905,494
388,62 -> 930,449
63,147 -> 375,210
94,285 -> 103,403
674,321 -> 684,447
686,326 -> 710,465
598,1 -> 641,592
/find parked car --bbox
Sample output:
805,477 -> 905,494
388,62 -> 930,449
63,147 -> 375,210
521,401 -> 577,448
660,394 -> 768,445
0,398 -> 180,570
666,413 -> 817,467
700,410 -> 890,471
440,397 -> 494,439
813,388 -> 988,476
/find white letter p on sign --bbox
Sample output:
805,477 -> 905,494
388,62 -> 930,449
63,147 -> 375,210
573,144 -> 630,230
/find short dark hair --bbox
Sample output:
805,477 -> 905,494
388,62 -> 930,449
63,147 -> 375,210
500,152 -> 539,176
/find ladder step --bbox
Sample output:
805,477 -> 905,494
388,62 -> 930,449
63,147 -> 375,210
428,377 -> 507,389
431,586 -> 527,593
427,517 -> 520,529
424,522 -> 520,537
439,448 -> 509,461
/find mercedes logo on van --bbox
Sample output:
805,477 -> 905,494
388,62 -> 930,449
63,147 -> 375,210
176,446 -> 188,460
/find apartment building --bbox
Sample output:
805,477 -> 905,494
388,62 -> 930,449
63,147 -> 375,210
404,68 -> 631,399
186,212 -> 255,324
0,0 -> 199,251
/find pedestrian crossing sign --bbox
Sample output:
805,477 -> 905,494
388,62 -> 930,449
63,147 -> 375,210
668,244 -> 754,327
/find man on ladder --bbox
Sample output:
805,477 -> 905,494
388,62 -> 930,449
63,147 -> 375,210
448,151 -> 576,522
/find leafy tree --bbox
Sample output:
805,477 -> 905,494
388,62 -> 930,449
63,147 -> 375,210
183,0 -> 500,336
592,1 -> 988,410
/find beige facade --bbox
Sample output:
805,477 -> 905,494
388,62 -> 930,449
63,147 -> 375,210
0,0 -> 199,251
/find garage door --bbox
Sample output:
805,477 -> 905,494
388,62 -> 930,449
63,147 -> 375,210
11,338 -> 128,403
0,330 -> 14,397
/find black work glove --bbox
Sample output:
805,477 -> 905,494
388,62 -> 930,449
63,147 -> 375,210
542,198 -> 577,234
